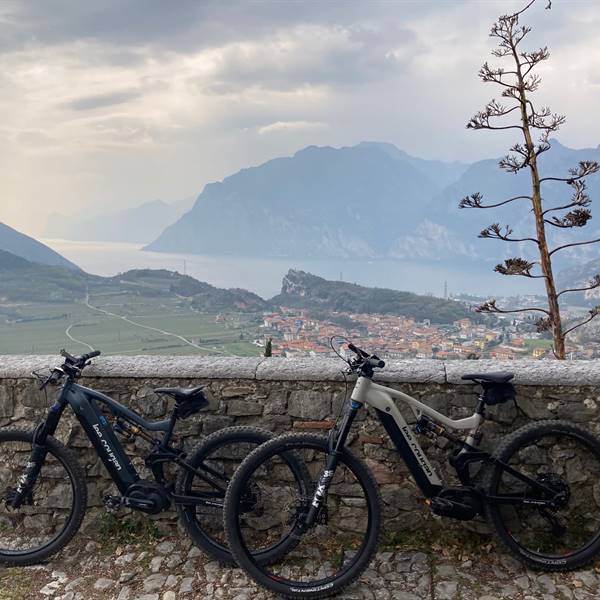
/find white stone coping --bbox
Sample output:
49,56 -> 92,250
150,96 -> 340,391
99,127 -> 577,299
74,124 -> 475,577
1,355 -> 599,386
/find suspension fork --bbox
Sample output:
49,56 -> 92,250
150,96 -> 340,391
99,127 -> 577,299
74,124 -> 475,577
8,396 -> 67,509
301,402 -> 360,529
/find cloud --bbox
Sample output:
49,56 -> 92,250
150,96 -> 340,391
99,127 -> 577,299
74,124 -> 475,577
258,121 -> 328,135
65,90 -> 142,111
2,0 -> 600,236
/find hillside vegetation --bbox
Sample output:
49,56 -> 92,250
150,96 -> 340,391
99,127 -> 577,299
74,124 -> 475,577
272,270 -> 475,323
0,250 -> 90,302
1,254 -> 472,323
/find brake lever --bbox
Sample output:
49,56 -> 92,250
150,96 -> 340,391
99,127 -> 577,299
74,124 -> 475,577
31,370 -> 49,391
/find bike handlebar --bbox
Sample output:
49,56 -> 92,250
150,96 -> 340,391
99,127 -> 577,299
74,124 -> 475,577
36,349 -> 102,389
366,356 -> 386,369
348,343 -> 369,358
346,343 -> 385,370
60,349 -> 101,367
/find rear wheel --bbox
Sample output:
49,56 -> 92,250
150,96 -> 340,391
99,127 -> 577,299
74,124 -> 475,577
0,429 -> 87,565
224,433 -> 382,599
177,426 -> 310,563
485,420 -> 600,570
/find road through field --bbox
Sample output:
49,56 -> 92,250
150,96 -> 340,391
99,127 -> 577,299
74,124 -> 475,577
83,291 -> 226,355
65,323 -> 96,351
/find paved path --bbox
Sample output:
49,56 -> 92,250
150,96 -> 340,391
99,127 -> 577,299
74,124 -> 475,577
64,323 -> 96,352
83,291 -> 226,355
2,533 -> 599,600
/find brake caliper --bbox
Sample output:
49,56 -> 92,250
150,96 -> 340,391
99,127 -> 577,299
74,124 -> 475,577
316,504 -> 329,525
3,486 -> 33,509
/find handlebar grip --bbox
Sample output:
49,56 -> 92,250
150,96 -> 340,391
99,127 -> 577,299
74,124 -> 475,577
368,356 -> 385,369
83,350 -> 101,361
49,370 -> 63,384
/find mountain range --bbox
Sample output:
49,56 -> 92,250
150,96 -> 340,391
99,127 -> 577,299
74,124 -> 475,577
44,197 -> 194,244
0,222 -> 80,270
146,142 -> 471,259
145,139 -> 600,270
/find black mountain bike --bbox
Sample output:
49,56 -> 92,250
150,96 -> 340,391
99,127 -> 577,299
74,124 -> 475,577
224,342 -> 600,599
0,349 -> 307,565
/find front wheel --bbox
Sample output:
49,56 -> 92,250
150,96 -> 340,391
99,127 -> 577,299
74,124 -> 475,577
224,433 -> 382,599
0,428 -> 87,565
485,420 -> 600,571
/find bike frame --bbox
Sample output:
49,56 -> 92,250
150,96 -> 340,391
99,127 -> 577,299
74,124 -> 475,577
348,375 -> 560,504
23,378 -> 227,507
305,373 -> 560,525
351,376 -> 483,497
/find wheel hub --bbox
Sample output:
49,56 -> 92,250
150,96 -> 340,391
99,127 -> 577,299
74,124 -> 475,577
2,486 -> 33,509
536,472 -> 570,509
239,483 -> 260,514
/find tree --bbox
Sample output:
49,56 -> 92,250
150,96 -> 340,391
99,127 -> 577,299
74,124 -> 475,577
264,337 -> 273,358
460,0 -> 600,359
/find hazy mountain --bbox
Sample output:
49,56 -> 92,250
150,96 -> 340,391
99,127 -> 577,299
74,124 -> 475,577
146,142 -> 471,259
44,197 -> 195,244
0,222 -> 80,270
557,258 -> 600,305
0,251 -> 267,311
146,139 -> 600,267
356,142 -> 469,189
434,139 -> 600,267
271,269 -> 475,324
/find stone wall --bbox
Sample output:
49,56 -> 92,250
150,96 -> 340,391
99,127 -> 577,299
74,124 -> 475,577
1,355 -> 600,534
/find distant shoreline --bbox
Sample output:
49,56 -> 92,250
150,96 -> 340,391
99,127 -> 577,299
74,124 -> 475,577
41,238 -> 542,300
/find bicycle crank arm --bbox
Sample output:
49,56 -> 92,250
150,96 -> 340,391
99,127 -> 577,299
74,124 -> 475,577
123,497 -> 157,510
485,494 -> 559,508
172,493 -> 224,508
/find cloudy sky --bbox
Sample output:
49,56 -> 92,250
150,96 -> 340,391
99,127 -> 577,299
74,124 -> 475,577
2,0 -> 600,236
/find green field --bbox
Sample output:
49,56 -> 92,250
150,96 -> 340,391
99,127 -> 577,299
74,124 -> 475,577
524,338 -> 554,350
0,292 -> 263,356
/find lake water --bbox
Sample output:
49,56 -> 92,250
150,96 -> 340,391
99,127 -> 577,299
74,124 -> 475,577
41,238 -> 541,300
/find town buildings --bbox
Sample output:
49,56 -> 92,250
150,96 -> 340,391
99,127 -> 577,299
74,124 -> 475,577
259,308 -> 593,359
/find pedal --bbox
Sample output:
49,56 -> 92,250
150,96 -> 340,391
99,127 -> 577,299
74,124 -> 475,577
103,494 -> 124,512
429,497 -> 454,514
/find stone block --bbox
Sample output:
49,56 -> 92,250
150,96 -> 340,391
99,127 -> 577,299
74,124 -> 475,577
226,399 -> 263,416
288,390 -> 331,420
220,385 -> 254,398
263,391 -> 287,415
199,415 -> 234,435
516,395 -> 556,420
0,386 -> 14,417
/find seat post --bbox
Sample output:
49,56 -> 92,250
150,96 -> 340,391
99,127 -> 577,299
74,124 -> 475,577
161,406 -> 179,449
476,394 -> 486,416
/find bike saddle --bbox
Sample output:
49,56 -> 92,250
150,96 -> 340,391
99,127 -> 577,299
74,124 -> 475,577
154,385 -> 207,403
461,372 -> 514,384
154,386 -> 209,418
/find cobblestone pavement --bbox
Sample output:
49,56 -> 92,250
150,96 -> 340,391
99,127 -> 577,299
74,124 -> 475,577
1,534 -> 599,600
